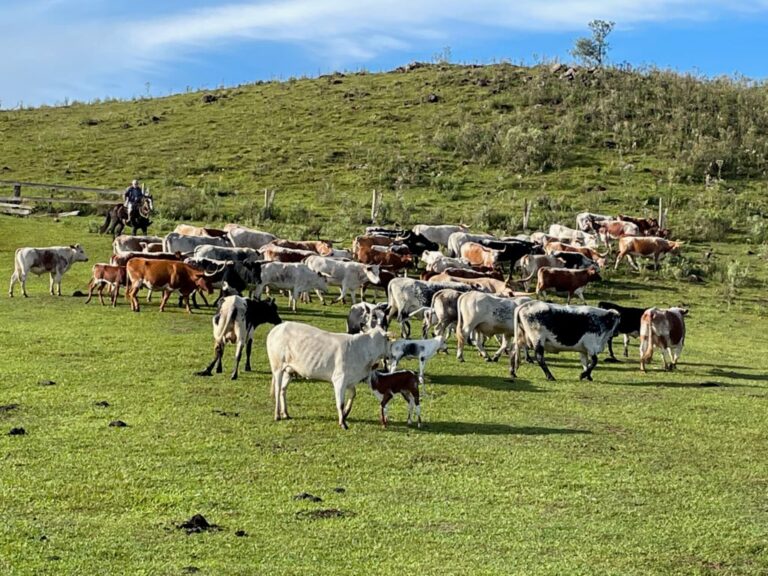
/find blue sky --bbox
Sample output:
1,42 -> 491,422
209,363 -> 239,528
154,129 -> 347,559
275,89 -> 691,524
2,0 -> 768,109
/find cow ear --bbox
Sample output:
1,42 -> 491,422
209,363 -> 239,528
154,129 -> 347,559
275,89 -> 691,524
680,308 -> 689,315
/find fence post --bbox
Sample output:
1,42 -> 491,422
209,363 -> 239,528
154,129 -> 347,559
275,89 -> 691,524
522,199 -> 532,230
12,184 -> 21,203
658,197 -> 664,229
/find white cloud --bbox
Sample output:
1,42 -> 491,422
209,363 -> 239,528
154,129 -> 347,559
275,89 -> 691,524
1,0 -> 767,107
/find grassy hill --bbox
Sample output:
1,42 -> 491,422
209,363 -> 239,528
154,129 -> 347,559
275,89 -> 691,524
2,62 -> 768,241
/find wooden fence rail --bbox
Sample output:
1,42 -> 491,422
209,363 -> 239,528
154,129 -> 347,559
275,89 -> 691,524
0,179 -> 123,215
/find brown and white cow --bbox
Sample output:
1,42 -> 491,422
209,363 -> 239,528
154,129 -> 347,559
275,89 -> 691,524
460,242 -> 500,268
543,241 -> 606,266
9,245 -> 89,297
598,220 -> 641,246
617,214 -> 660,236
173,224 -> 229,238
639,307 -> 688,372
531,266 -> 602,304
260,245 -> 316,263
85,264 -> 127,306
614,237 -> 682,271
368,370 -> 422,428
270,239 -> 334,256
126,258 -> 215,313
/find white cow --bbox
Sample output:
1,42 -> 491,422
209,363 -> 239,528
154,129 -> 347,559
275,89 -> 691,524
112,235 -> 163,256
455,292 -> 532,362
163,232 -> 231,255
576,212 -> 613,233
304,255 -> 380,304
254,262 -> 328,311
9,245 -> 89,297
266,322 -> 390,429
412,224 -> 469,248
446,231 -> 494,258
548,224 -> 599,248
386,277 -> 475,338
388,336 -> 448,389
226,226 -> 277,250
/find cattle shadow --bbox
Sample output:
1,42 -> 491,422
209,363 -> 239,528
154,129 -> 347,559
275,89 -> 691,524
416,421 -> 593,436
599,280 -> 677,292
707,368 -> 768,382
430,374 -> 544,393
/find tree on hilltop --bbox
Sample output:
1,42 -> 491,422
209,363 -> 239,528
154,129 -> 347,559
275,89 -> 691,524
571,20 -> 615,67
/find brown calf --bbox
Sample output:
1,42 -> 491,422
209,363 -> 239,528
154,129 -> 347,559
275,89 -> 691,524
368,370 -> 421,428
460,242 -> 500,268
85,264 -> 127,306
534,266 -> 601,304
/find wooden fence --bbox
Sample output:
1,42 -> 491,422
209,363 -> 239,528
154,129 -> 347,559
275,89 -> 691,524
0,179 -> 123,215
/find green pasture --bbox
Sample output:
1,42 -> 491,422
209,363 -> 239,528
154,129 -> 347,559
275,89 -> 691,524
1,215 -> 767,575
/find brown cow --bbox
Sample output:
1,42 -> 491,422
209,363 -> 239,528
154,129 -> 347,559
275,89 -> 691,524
126,258 -> 215,313
639,307 -> 688,372
598,220 -> 640,245
270,239 -> 334,256
460,242 -> 500,268
260,245 -> 316,263
428,273 -> 514,297
85,264 -> 127,306
173,224 -> 229,238
357,246 -> 413,270
368,370 -> 421,428
617,214 -> 660,236
533,267 -> 602,304
614,237 -> 682,271
360,269 -> 397,301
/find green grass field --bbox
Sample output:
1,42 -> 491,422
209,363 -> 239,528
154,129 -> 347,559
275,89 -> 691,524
1,214 -> 767,575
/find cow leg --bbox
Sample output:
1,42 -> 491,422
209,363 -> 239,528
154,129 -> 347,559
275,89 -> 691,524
401,319 -> 411,339
197,341 -> 224,377
627,254 -> 640,271
54,272 -> 63,296
84,279 -> 96,304
535,344 -> 556,381
605,337 -> 618,362
231,339 -> 244,380
379,392 -> 392,427
579,353 -> 597,381
274,368 -> 292,421
418,357 -> 426,390
244,333 -> 254,372
613,252 -> 625,271
491,335 -> 509,362
129,282 -> 141,312
98,284 -> 108,306
343,385 -> 356,419
575,288 -> 586,303
111,284 -> 120,307
49,273 -> 55,296
159,290 -> 172,312
334,381 -> 349,429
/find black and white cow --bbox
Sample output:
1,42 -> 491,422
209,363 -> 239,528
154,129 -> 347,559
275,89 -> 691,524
598,301 -> 647,361
197,296 -> 282,380
346,302 -> 390,334
511,301 -> 620,381
9,245 -> 89,297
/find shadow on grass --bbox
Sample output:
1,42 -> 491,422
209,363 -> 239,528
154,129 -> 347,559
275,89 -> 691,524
707,368 -> 768,382
430,374 -> 544,392
418,421 -> 592,436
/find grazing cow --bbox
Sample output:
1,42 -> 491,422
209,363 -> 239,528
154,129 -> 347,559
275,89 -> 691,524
543,241 -> 606,266
548,224 -> 599,248
84,264 -> 127,306
576,212 -> 613,233
598,220 -> 641,245
614,237 -> 683,271
511,301 -> 620,381
447,232 -> 494,258
639,307 -> 688,372
411,224 -> 468,248
9,245 -> 89,297
173,224 -> 229,238
112,235 -> 163,255
305,255 -> 380,304
460,242 -> 500,268
517,254 -> 566,288
357,247 -> 413,271
387,277 -> 475,338
226,226 -> 277,250
618,214 -> 660,236
184,257 -> 262,304
346,302 -> 390,334
531,266 -> 602,304
260,245 -> 316,263
270,239 -> 334,256
425,288 -> 464,339
197,296 -> 282,380
267,322 -> 390,429
125,258 -> 215,313
254,262 -> 328,311
456,292 -> 532,362
428,273 -> 513,297
368,370 -> 421,428
388,336 -> 448,387
598,301 -> 647,360
477,238 -> 542,268
163,232 -> 232,255
194,245 -> 262,262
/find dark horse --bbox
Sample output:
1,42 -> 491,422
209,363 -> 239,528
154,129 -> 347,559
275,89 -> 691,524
100,195 -> 153,236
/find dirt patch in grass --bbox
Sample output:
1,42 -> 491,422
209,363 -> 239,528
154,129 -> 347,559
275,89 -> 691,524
0,403 -> 19,414
293,492 -> 323,503
177,514 -> 220,534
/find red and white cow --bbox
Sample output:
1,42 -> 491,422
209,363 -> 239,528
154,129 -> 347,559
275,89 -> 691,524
639,307 -> 688,372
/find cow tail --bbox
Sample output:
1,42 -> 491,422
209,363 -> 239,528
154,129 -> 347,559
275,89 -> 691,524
212,299 -> 238,344
639,308 -> 655,364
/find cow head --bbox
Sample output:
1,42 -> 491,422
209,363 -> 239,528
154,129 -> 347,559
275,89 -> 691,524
586,267 -> 602,282
70,244 -> 89,262
316,241 -> 334,256
669,241 -> 683,254
260,297 -> 282,325
365,264 -> 381,284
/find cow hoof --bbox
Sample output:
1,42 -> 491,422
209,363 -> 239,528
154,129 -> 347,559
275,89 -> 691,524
245,366 -> 252,372
230,374 -> 238,381
195,370 -> 212,377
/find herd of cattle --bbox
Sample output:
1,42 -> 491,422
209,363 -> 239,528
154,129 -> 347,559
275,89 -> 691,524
7,211 -> 688,429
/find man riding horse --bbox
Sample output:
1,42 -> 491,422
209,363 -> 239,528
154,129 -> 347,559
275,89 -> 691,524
100,179 -> 153,236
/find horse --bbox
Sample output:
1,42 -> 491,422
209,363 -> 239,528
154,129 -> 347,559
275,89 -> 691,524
100,195 -> 153,237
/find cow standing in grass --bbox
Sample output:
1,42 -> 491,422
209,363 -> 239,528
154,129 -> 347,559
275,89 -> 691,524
9,245 -> 88,297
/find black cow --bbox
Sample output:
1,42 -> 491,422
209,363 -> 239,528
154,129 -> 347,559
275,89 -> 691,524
395,231 -> 440,258
549,251 -> 600,270
478,238 -> 542,269
598,301 -> 648,361
184,257 -> 262,307
197,296 -> 282,379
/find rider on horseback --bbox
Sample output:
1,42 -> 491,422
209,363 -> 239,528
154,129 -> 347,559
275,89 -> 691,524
124,179 -> 144,222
